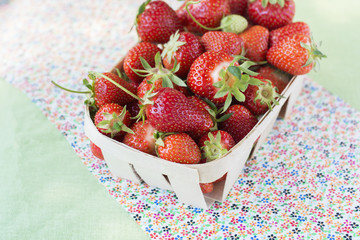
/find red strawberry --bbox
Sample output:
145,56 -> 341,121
51,72 -> 137,110
200,183 -> 214,193
135,0 -> 183,44
94,103 -> 132,140
219,104 -> 258,143
188,51 -> 237,105
247,0 -> 295,30
214,173 -> 227,183
180,0 -> 231,34
228,0 -> 248,16
200,31 -> 244,55
126,100 -> 141,124
242,76 -> 282,116
176,1 -> 189,26
162,31 -> 204,79
145,88 -> 213,133
270,21 -> 311,47
187,51 -> 260,110
157,133 -> 201,164
93,72 -> 137,108
239,25 -> 269,62
266,34 -> 326,75
198,130 -> 235,162
90,141 -> 104,160
122,120 -> 157,156
188,96 -> 211,113
258,65 -> 291,93
123,42 -> 161,84
187,96 -> 214,141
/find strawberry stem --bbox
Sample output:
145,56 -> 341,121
185,1 -> 226,31
51,79 -> 97,109
51,80 -> 91,94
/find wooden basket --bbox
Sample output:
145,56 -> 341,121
84,58 -> 304,209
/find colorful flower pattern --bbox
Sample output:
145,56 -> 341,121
1,0 -> 359,239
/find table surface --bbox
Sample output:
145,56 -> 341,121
0,0 -> 359,239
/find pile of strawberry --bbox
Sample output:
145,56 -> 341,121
55,0 -> 325,194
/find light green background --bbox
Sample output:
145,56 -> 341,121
0,0 -> 359,239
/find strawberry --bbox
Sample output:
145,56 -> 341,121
214,173 -> 227,183
135,0 -> 183,44
90,141 -> 104,160
175,1 -> 189,26
92,72 -> 137,108
94,103 -> 133,140
266,34 -> 326,75
52,72 -> 137,110
187,96 -> 234,141
188,95 -> 211,113
186,96 -> 215,141
122,120 -> 157,156
126,100 -> 141,124
269,21 -> 311,47
180,0 -> 231,34
198,130 -> 235,162
241,76 -> 282,116
219,104 -> 258,143
157,133 -> 201,164
187,51 -> 261,111
247,0 -> 295,30
221,14 -> 249,34
200,183 -> 214,193
145,87 -> 213,133
162,31 -> 204,79
123,42 -> 161,84
228,0 -> 248,16
258,65 -> 291,93
239,25 -> 269,62
200,31 -> 244,55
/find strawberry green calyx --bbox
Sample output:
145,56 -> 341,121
131,52 -> 186,88
213,56 -> 265,112
161,30 -> 186,64
134,84 -> 157,123
96,106 -> 134,138
221,15 -> 248,34
249,0 -> 286,8
201,132 -> 228,162
202,98 -> 233,131
254,80 -> 283,111
300,35 -> 327,71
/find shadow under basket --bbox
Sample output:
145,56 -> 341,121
84,63 -> 305,209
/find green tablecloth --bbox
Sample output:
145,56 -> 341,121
0,0 -> 359,239
0,79 -> 148,239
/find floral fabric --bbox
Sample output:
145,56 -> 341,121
1,0 -> 359,239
